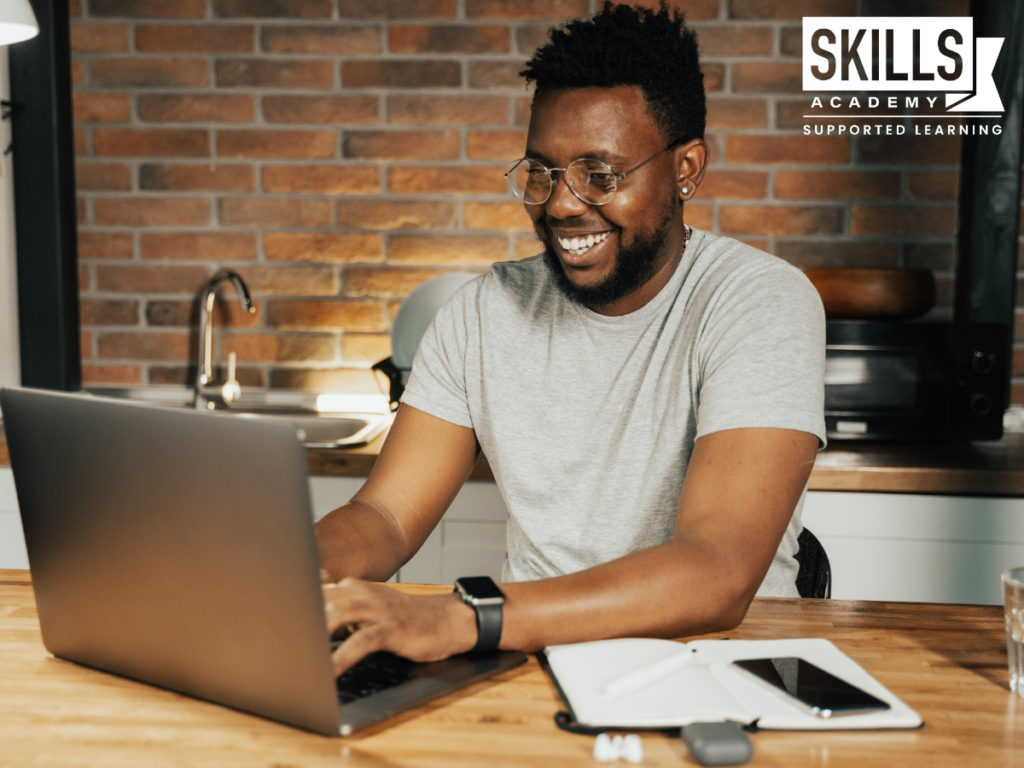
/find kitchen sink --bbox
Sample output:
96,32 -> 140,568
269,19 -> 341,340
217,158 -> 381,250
85,386 -> 391,448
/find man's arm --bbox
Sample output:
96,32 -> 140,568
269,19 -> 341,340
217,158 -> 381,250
319,425 -> 818,674
315,403 -> 479,583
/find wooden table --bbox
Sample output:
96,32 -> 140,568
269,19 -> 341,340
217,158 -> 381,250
1,569 -> 1021,767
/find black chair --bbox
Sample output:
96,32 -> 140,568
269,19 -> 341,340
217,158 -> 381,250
794,528 -> 831,599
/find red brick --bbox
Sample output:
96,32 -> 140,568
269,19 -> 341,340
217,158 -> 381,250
261,165 -> 380,195
388,165 -> 507,196
467,130 -> 526,161
215,59 -> 334,89
90,58 -> 210,88
732,62 -> 803,94
265,232 -> 383,262
336,200 -> 456,230
701,63 -> 726,93
692,25 -> 773,57
335,0 -> 456,19
343,130 -> 459,161
235,265 -> 339,296
97,264 -> 214,293
139,162 -> 254,191
698,170 -> 768,199
343,267 -> 456,298
683,203 -> 713,231
263,95 -> 379,125
706,98 -> 768,131
388,234 -> 506,265
774,170 -> 900,200
467,61 -> 524,89
269,367 -> 376,391
73,93 -> 132,122
217,129 -> 336,159
93,128 -> 210,158
261,24 -> 382,54
861,0 -> 967,15
342,60 -> 461,89
725,135 -> 850,164
78,232 -> 134,260
341,333 -> 391,365
136,23 -> 255,53
389,24 -> 509,53
212,0 -> 331,17
70,21 -> 131,52
859,136 -> 960,164
76,161 -> 133,191
80,298 -> 140,325
779,25 -> 802,57
82,365 -> 144,386
93,197 -> 212,226
89,0 -> 206,18
719,205 -> 844,236
463,201 -> 533,232
908,170 -> 960,201
465,0 -> 585,19
775,240 -> 902,269
137,93 -> 256,122
219,198 -> 334,228
227,334 -> 336,363
139,232 -> 258,261
97,331 -> 194,361
388,94 -> 508,126
850,205 -> 957,237
729,0 -> 856,19
266,299 -> 387,331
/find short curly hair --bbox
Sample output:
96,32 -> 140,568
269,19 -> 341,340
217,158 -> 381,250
521,2 -> 706,144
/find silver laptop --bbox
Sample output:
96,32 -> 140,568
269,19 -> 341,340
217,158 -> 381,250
0,387 -> 525,736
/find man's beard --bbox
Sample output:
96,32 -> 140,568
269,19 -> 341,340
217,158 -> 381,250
539,211 -> 673,311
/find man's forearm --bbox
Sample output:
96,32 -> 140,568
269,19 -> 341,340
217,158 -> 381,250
497,537 -> 757,652
316,497 -> 411,582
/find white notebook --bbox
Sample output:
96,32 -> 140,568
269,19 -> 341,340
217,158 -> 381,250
543,637 -> 923,731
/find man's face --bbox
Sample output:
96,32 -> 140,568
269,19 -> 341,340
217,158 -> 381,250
523,86 -> 684,315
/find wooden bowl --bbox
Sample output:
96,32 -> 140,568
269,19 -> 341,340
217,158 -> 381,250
804,268 -> 936,320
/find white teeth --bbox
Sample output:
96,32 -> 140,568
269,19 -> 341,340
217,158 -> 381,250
558,231 -> 609,256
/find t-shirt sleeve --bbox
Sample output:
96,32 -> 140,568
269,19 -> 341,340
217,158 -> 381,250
694,262 -> 826,446
398,280 -> 477,429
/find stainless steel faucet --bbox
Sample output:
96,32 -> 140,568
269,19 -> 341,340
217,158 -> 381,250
195,270 -> 255,410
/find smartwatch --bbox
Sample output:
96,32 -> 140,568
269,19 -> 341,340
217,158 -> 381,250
453,576 -> 505,653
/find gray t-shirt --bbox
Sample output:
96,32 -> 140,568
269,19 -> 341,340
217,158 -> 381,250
402,229 -> 826,596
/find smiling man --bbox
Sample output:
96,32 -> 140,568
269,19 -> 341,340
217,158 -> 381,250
316,2 -> 826,675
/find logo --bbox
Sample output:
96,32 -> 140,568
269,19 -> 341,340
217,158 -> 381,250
801,16 -> 1005,136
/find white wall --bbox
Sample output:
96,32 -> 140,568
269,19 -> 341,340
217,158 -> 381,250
0,47 -> 20,388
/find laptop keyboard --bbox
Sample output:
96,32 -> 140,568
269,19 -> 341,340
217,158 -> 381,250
335,651 -> 415,704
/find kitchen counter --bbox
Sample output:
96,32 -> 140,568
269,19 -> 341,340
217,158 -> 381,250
305,430 -> 1024,497
4,422 -> 1024,496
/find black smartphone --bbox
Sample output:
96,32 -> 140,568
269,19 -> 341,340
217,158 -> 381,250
730,657 -> 891,719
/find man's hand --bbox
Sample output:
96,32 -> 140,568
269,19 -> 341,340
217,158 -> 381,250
322,578 -> 478,675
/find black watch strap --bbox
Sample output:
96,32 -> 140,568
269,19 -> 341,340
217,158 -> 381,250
472,600 -> 503,653
454,577 -> 505,653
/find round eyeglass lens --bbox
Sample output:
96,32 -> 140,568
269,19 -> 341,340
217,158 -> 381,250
510,158 -> 620,205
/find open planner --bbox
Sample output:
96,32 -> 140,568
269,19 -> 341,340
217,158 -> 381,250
543,637 -> 923,731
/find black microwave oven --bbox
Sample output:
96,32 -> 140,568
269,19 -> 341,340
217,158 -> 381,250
824,320 -> 1009,441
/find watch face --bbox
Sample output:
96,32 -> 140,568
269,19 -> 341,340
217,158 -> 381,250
456,576 -> 504,600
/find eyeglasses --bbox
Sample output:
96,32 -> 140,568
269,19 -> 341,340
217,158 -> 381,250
505,143 -> 679,206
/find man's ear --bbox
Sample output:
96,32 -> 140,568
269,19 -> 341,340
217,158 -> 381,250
674,138 -> 709,200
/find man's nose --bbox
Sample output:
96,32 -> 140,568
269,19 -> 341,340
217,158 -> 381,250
544,171 -> 589,219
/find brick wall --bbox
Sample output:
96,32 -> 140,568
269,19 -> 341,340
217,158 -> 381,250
68,0 -> 1024,401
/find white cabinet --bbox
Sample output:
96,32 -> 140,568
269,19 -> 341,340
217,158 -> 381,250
0,467 -> 27,569
308,476 -> 508,584
803,490 -> 1024,605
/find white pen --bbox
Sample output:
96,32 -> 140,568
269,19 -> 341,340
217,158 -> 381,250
602,650 -> 697,696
